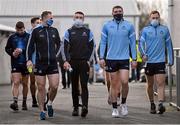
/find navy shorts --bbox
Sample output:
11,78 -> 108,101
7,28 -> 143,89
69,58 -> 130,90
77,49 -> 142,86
34,64 -> 59,76
105,60 -> 129,72
145,62 -> 166,76
11,64 -> 29,75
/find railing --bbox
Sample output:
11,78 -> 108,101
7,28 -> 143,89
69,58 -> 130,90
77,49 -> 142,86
169,48 -> 180,110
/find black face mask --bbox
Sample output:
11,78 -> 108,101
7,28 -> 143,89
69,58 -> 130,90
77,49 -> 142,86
113,14 -> 123,21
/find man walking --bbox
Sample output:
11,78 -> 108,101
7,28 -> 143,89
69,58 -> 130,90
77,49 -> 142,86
139,10 -> 174,114
99,6 -> 137,117
5,21 -> 30,111
63,11 -> 94,118
26,11 -> 61,120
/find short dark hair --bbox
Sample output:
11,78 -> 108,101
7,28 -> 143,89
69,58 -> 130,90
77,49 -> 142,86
31,17 -> 40,24
112,6 -> 123,12
41,11 -> 52,19
16,21 -> 25,29
75,11 -> 84,16
150,10 -> 160,16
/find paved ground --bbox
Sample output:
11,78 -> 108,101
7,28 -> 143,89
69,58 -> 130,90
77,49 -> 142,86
0,82 -> 179,124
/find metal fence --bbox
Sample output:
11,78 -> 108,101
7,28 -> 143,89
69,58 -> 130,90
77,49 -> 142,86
169,48 -> 180,110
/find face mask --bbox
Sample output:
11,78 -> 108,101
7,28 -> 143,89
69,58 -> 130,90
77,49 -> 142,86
151,19 -> 159,27
74,19 -> 84,27
46,19 -> 53,26
113,14 -> 123,21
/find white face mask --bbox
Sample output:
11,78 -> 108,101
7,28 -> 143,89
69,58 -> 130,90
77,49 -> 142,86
74,19 -> 84,27
150,19 -> 159,27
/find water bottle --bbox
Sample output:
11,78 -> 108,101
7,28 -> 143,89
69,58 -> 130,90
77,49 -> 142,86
68,67 -> 73,73
27,66 -> 33,73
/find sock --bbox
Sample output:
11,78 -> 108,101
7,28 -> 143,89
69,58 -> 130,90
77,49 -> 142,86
150,100 -> 154,104
23,97 -> 27,105
48,100 -> 53,106
32,95 -> 37,103
13,97 -> 18,103
117,93 -> 120,98
121,97 -> 127,104
112,102 -> 117,109
159,100 -> 164,105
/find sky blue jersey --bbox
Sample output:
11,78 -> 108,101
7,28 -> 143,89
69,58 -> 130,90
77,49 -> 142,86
99,19 -> 137,60
139,24 -> 174,65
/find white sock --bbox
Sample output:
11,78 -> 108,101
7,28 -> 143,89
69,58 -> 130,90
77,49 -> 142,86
48,100 -> 53,106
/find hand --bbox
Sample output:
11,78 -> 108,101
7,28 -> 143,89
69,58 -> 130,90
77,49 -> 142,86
131,61 -> 137,69
26,60 -> 33,68
99,59 -> 105,68
63,61 -> 71,70
12,49 -> 20,58
142,55 -> 148,62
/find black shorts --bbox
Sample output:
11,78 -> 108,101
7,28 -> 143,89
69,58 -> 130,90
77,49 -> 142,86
105,60 -> 129,72
145,62 -> 166,76
34,64 -> 59,76
11,64 -> 29,75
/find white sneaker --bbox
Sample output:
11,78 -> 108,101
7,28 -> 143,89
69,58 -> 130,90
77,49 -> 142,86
120,104 -> 128,116
112,108 -> 119,118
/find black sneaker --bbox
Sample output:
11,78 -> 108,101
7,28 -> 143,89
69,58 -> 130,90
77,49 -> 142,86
22,102 -> 28,110
150,103 -> 156,114
158,104 -> 166,114
32,99 -> 38,107
10,102 -> 18,111
81,106 -> 88,118
32,103 -> 38,107
72,108 -> 79,116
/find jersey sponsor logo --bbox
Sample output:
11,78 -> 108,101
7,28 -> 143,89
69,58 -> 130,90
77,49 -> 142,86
160,31 -> 164,35
122,26 -> 126,30
39,34 -> 45,38
82,32 -> 87,36
52,34 -> 56,38
71,32 -> 76,35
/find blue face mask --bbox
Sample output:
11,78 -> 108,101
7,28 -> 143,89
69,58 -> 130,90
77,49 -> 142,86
46,19 -> 53,26
151,19 -> 159,27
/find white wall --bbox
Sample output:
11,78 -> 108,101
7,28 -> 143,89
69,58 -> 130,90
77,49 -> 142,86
172,0 -> 180,48
0,37 -> 11,84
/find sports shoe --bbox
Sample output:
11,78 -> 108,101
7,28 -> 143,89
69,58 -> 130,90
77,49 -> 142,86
81,106 -> 88,118
72,108 -> 79,116
158,104 -> 166,114
47,105 -> 54,117
39,112 -> 46,120
150,103 -> 156,114
22,102 -> 28,110
112,108 -> 119,118
10,102 -> 18,111
120,104 -> 128,116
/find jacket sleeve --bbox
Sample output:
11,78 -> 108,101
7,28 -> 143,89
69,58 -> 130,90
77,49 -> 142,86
61,30 -> 70,62
129,24 -> 137,60
55,29 -> 61,55
5,36 -> 13,56
139,28 -> 147,57
26,30 -> 35,61
99,23 -> 108,59
87,30 -> 95,60
165,28 -> 174,66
